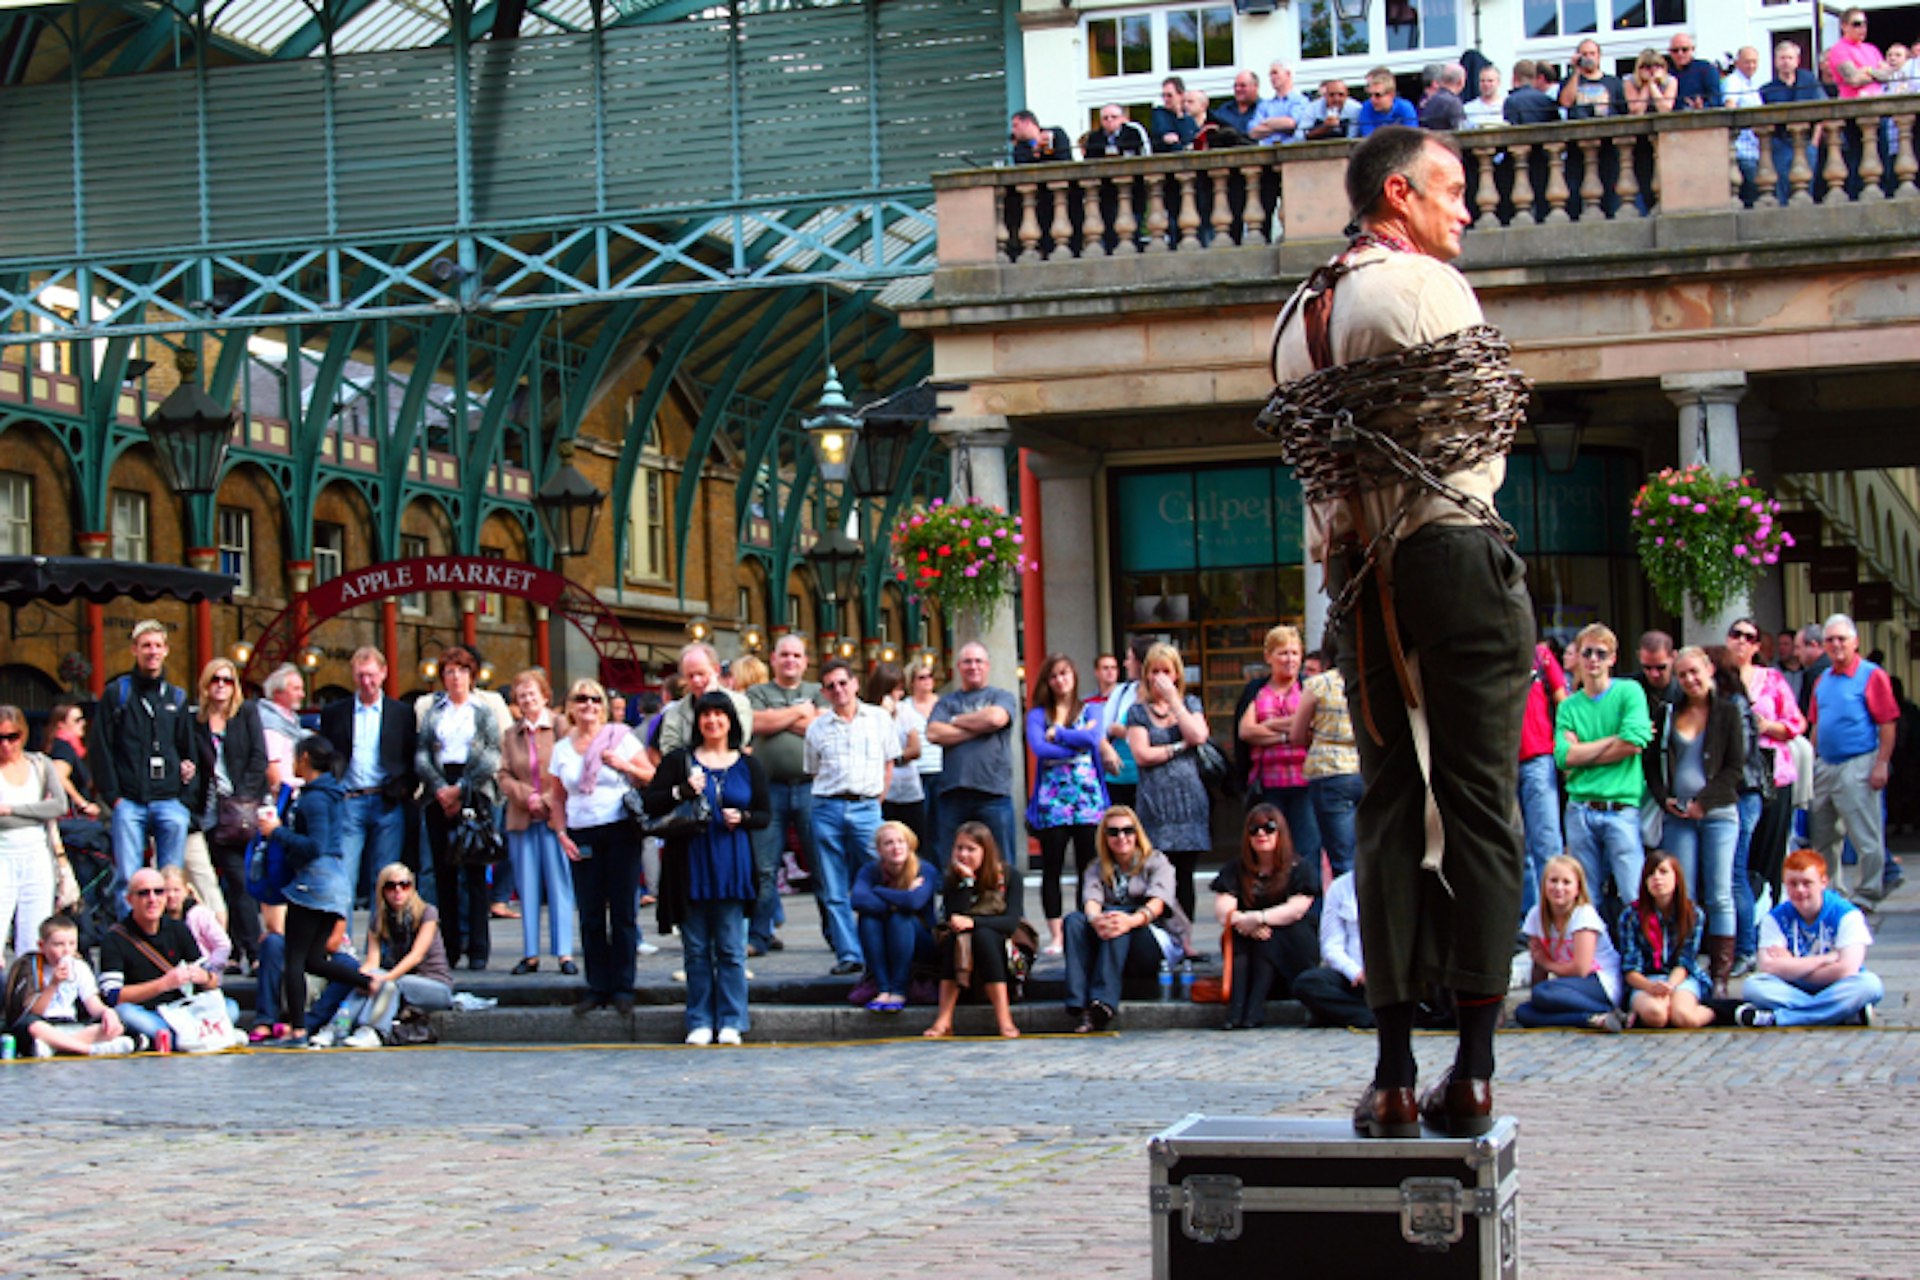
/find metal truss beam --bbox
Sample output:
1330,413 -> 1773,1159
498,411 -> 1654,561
0,196 -> 937,347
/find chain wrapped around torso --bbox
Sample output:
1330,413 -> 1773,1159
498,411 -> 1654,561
1255,323 -> 1530,631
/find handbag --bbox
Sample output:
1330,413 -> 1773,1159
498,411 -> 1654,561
212,794 -> 262,846
449,799 -> 508,866
245,785 -> 296,901
625,772 -> 712,838
1005,920 -> 1039,1002
1191,928 -> 1233,1004
1194,739 -> 1230,789
159,988 -> 244,1053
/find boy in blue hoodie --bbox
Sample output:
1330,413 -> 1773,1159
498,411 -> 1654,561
1736,847 -> 1883,1027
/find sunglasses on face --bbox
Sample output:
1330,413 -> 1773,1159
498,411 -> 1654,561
1104,825 -> 1137,838
131,887 -> 167,898
1579,647 -> 1612,660
572,694 -> 602,704
1250,821 -> 1280,835
0,732 -> 22,743
385,880 -> 414,890
1728,629 -> 1759,643
208,674 -> 235,685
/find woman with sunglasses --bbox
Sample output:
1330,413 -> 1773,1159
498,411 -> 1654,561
1645,646 -> 1746,999
188,658 -> 267,943
545,679 -> 651,1015
499,668 -> 577,978
0,704 -> 67,957
1213,804 -> 1320,1030
1060,804 -> 1191,1034
338,863 -> 454,1043
642,691 -> 768,1046
41,701 -> 100,824
1723,617 -> 1805,975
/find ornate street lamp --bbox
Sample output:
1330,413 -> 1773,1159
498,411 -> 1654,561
803,366 -> 861,485
141,351 -> 235,496
534,439 -> 608,559
849,380 -> 963,501
1535,421 -> 1584,475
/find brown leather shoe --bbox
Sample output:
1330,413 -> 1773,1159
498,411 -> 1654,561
1353,1083 -> 1421,1139
1418,1069 -> 1494,1137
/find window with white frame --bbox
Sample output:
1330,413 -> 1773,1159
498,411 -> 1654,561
1300,0 -> 1371,59
1521,0 -> 1680,39
313,522 -> 345,586
0,472 -> 30,555
400,534 -> 428,614
112,489 -> 148,562
1386,0 -> 1458,52
218,507 -> 252,596
628,444 -> 670,584
1086,6 -> 1236,80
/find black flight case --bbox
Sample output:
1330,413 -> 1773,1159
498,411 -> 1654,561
1149,1114 -> 1520,1279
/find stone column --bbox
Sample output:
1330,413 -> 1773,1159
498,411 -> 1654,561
931,414 -> 1027,866
1027,451 -> 1101,667
1661,371 -> 1749,646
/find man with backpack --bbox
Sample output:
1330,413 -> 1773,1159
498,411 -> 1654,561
88,620 -> 197,903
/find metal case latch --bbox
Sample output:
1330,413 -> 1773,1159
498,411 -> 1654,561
1400,1177 -> 1466,1251
1180,1174 -> 1245,1244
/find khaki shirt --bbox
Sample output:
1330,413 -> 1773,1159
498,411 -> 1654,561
1270,245 -> 1506,563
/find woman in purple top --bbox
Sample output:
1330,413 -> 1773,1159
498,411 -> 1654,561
1026,654 -> 1110,957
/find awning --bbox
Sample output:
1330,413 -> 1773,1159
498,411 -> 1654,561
0,557 -> 239,607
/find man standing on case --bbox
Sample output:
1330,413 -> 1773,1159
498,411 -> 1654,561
1262,127 -> 1533,1140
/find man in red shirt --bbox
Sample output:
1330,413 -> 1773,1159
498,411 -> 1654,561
1517,640 -> 1570,929
1807,613 -> 1900,904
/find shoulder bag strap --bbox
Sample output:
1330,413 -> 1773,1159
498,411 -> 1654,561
111,923 -> 179,975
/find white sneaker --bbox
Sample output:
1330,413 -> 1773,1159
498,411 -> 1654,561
88,1036 -> 136,1057
744,968 -> 755,981
34,1039 -> 54,1059
685,1027 -> 714,1046
308,1027 -> 337,1049
716,1027 -> 742,1046
672,968 -> 687,983
637,942 -> 661,956
345,1026 -> 384,1049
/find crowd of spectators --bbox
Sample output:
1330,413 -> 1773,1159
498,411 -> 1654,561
2,599 -> 1899,1054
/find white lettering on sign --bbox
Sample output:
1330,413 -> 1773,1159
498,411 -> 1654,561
337,563 -> 418,603
1157,488 -> 1276,530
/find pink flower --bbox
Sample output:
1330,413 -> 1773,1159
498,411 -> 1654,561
963,564 -> 979,578
1691,503 -> 1709,515
1012,534 -> 1024,544
1763,553 -> 1779,565
1734,545 -> 1748,558
959,519 -> 971,530
1782,533 -> 1796,547
977,536 -> 991,548
1669,495 -> 1685,506
1655,536 -> 1666,546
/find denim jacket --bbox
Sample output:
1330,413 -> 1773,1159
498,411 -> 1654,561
276,772 -> 350,916
1615,901 -> 1705,986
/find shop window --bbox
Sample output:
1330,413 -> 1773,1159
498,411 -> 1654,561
313,522 -> 344,586
627,423 -> 670,585
1522,0 -> 1600,38
1603,0 -> 1685,32
1301,0 -> 1371,58
0,472 -> 30,555
1167,6 -> 1235,71
399,534 -> 428,614
112,489 -> 148,562
1387,0 -> 1458,52
1087,12 -> 1153,78
218,506 -> 252,597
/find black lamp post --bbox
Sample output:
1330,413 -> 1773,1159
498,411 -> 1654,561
809,525 -> 866,633
1535,421 -> 1585,475
141,351 -> 235,496
534,439 -> 608,559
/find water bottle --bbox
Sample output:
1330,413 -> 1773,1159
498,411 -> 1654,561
329,1006 -> 355,1044
1157,960 -> 1174,1001
1177,959 -> 1196,1001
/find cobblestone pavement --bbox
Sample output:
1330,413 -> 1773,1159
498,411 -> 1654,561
3,1021 -> 1916,1278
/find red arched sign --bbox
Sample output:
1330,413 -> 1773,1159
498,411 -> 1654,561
238,556 -> 648,690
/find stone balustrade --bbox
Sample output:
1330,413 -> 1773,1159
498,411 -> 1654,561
932,97 -> 1920,268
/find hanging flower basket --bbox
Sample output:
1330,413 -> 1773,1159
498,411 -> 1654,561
891,497 -> 1034,618
1630,467 -> 1793,619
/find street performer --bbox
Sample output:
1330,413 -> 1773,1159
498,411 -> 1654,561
1259,127 -> 1533,1139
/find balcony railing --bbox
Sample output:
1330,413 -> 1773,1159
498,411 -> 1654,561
932,97 -> 1920,267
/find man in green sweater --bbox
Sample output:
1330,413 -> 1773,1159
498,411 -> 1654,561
1554,623 -> 1654,911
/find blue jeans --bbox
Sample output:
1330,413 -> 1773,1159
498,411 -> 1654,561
680,898 -> 749,1034
750,779 -> 814,950
810,796 -> 880,966
1733,792 -> 1762,957
1061,910 -> 1163,1011
337,793 -> 407,932
1663,805 -> 1738,937
1513,974 -> 1615,1027
1308,773 -> 1362,879
857,909 -> 933,995
109,798 -> 190,902
1516,754 -> 1563,924
1563,802 -> 1642,913
1742,971 -> 1883,1026
508,824 -> 576,959
339,974 -> 454,1036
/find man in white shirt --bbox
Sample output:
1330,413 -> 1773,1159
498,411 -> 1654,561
805,658 -> 899,976
1290,871 -> 1374,1028
1463,65 -> 1506,128
1723,46 -> 1765,205
1737,848 -> 1883,1027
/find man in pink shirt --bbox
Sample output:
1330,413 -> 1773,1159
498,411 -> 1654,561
1825,7 -> 1889,98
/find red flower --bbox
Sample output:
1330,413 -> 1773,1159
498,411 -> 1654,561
917,550 -> 928,563
937,545 -> 952,557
